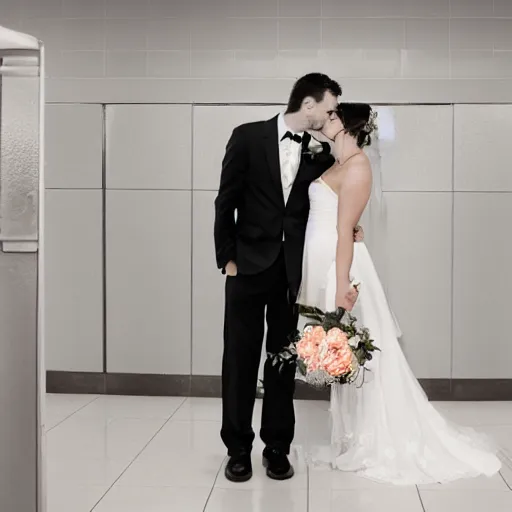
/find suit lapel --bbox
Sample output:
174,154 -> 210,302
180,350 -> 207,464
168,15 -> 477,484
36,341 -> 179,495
263,116 -> 284,199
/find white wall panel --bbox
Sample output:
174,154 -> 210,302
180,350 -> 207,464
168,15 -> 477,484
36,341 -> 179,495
41,98 -> 512,384
453,192 -> 512,378
384,192 -> 453,378
45,190 -> 103,371
454,105 -> 512,191
380,105 -> 453,192
106,190 -> 191,374
193,105 -> 281,190
45,104 -> 103,189
106,104 -> 192,190
191,191 -> 224,375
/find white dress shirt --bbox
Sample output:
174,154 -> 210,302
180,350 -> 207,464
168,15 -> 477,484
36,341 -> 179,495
277,113 -> 304,205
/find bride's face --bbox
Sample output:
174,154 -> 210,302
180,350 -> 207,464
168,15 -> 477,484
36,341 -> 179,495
322,114 -> 344,141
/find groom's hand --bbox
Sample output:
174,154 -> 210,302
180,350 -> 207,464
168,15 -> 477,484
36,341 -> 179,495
353,225 -> 364,242
308,129 -> 332,144
225,261 -> 238,277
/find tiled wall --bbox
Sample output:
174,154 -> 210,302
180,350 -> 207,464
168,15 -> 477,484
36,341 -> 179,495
6,0 -> 511,383
44,102 -> 512,382
2,0 -> 512,103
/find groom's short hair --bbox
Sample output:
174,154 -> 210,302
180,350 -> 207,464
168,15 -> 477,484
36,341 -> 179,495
286,73 -> 342,114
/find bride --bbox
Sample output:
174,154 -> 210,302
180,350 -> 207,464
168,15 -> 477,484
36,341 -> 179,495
297,103 -> 502,485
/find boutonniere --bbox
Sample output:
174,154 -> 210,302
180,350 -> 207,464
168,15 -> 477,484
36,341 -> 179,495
302,135 -> 332,163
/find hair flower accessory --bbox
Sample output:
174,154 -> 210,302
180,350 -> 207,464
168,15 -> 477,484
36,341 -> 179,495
364,110 -> 378,134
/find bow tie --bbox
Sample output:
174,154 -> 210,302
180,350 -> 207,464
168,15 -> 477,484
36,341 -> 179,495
281,131 -> 302,144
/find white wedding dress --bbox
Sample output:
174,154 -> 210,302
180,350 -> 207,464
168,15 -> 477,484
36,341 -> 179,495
296,177 -> 502,485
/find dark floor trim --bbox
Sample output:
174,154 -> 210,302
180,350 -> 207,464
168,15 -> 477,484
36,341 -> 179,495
47,371 -> 107,395
46,372 -> 512,401
450,379 -> 512,401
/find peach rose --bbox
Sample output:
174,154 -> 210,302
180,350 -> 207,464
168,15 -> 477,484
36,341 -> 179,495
325,328 -> 349,350
322,348 -> 353,377
296,339 -> 314,361
309,326 -> 326,345
319,328 -> 353,377
297,326 -> 325,361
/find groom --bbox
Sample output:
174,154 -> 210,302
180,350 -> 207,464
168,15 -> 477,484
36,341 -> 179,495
214,73 -> 342,482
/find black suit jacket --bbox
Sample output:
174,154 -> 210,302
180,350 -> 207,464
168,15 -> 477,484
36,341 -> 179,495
214,115 -> 334,296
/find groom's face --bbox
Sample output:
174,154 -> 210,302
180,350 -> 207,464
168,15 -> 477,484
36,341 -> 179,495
307,91 -> 339,131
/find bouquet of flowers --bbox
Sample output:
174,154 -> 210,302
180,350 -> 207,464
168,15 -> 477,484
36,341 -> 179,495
268,305 -> 379,388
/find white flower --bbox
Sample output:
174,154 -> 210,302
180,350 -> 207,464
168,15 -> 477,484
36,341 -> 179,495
307,136 -> 324,154
349,335 -> 360,348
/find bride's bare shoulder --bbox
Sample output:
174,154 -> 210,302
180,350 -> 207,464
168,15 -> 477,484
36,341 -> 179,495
350,151 -> 370,168
345,152 -> 372,180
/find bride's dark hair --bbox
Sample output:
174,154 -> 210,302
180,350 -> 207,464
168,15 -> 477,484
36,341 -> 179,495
337,103 -> 376,148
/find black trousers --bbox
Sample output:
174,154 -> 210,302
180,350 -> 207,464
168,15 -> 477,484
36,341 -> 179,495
221,250 -> 298,456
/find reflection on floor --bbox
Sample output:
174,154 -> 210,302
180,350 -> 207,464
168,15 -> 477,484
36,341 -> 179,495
45,394 -> 512,512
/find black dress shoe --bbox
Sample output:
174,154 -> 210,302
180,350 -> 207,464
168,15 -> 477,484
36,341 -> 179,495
225,453 -> 253,482
262,447 -> 294,480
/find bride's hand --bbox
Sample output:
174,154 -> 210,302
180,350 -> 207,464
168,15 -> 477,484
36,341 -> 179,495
335,283 -> 359,312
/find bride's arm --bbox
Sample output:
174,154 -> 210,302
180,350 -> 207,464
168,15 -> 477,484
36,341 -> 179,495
335,162 -> 372,309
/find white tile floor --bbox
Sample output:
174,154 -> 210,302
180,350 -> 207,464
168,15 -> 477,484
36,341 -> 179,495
45,394 -> 512,512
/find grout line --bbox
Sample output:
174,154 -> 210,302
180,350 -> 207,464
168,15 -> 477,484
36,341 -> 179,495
46,395 -> 101,433
452,190 -> 512,194
188,13 -> 192,77
42,15 -> 512,20
384,190 -> 502,193
502,472 -> 512,491
89,188 -> 195,192
45,187 -> 103,190
499,470 -> 512,491
101,104 -> 108,374
44,187 -> 512,194
187,15 -> 512,19
448,0 -> 452,79
386,190 -> 512,194
276,4 -> 280,52
319,0 -> 323,51
401,17 -> 406,78
383,190 -> 451,194
48,101 -> 512,107
449,105 -> 455,389
90,396 -> 189,511
416,485 -> 427,512
190,104 -> 195,383
202,455 -> 227,512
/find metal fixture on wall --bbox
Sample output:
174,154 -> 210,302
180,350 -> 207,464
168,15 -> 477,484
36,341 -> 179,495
0,25 -> 45,512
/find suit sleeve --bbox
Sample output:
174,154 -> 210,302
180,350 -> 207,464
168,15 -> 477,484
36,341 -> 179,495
214,126 -> 247,271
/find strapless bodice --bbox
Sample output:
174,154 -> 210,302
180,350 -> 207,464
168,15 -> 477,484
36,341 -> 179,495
307,178 -> 338,236
297,179 -> 339,309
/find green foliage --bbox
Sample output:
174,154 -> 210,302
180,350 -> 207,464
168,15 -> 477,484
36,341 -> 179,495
268,305 -> 380,389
